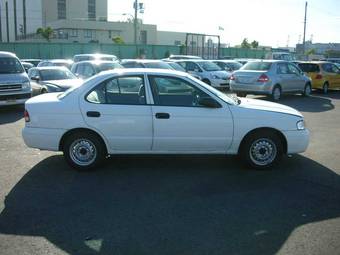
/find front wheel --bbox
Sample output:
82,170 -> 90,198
63,132 -> 106,171
240,131 -> 283,170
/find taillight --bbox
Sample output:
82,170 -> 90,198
315,74 -> 323,79
230,74 -> 235,81
257,74 -> 269,82
24,110 -> 30,122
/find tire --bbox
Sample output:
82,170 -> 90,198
63,131 -> 106,171
323,82 -> 329,94
240,131 -> 283,170
303,83 -> 312,97
41,88 -> 48,94
236,92 -> 247,97
271,85 -> 282,101
202,79 -> 211,85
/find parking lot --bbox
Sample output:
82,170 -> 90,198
0,92 -> 340,255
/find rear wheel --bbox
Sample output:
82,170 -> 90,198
323,82 -> 329,94
271,85 -> 282,101
63,132 -> 106,171
303,83 -> 312,97
236,92 -> 247,97
240,131 -> 283,170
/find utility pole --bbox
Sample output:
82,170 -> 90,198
134,0 -> 138,57
302,1 -> 308,55
0,3 -> 2,42
14,0 -> 17,40
23,0 -> 27,37
5,1 -> 9,42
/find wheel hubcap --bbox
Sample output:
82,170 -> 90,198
249,138 -> 277,166
69,139 -> 97,166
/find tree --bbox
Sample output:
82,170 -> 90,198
36,27 -> 54,42
306,48 -> 316,56
251,40 -> 259,49
241,38 -> 251,49
112,36 -> 125,44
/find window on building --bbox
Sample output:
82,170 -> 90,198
57,0 -> 66,20
70,29 -> 78,37
88,0 -> 96,21
174,40 -> 181,46
84,29 -> 93,38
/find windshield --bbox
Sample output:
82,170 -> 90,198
97,62 -> 123,72
168,62 -> 186,72
242,62 -> 272,71
198,61 -> 222,72
40,69 -> 76,81
187,76 -> 238,105
144,62 -> 172,69
0,58 -> 24,74
229,62 -> 242,70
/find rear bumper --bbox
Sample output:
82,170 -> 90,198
0,93 -> 31,106
230,82 -> 273,95
22,127 -> 65,151
283,129 -> 310,154
211,78 -> 230,88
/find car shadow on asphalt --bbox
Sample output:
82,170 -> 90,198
0,105 -> 24,124
0,155 -> 339,255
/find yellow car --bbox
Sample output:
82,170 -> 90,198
297,61 -> 340,93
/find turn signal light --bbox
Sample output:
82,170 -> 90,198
24,110 -> 30,122
257,74 -> 269,82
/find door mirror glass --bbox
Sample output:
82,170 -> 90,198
198,97 -> 221,108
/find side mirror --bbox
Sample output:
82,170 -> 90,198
31,76 -> 40,81
198,97 -> 221,108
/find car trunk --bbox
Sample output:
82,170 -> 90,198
234,71 -> 267,84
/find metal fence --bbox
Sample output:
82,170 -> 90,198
0,42 -> 271,60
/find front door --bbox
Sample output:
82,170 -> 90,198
148,75 -> 233,152
80,74 -> 153,153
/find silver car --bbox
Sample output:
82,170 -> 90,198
229,60 -> 312,101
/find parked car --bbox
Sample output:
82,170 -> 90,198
121,59 -> 174,69
21,62 -> 34,73
37,59 -> 74,69
164,55 -> 202,60
230,60 -> 312,100
176,60 -> 230,88
21,59 -> 42,67
213,60 -> 242,72
0,51 -> 31,106
22,69 -> 309,170
297,61 -> 340,93
71,60 -> 123,79
28,66 -> 83,95
163,60 -> 202,80
73,54 -> 119,63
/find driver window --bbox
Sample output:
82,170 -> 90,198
148,76 -> 211,107
186,62 -> 200,72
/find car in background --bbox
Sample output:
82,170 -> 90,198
71,60 -> 123,79
21,62 -> 34,73
176,60 -> 230,88
21,59 -> 42,67
73,54 -> 119,63
37,59 -> 74,69
22,68 -> 309,170
164,55 -> 202,60
0,51 -> 31,106
213,60 -> 242,72
28,66 -> 83,95
230,60 -> 312,101
121,59 -> 174,70
297,61 -> 340,93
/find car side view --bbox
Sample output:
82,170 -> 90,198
22,69 -> 309,171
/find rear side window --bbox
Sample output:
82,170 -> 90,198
86,76 -> 146,105
298,63 -> 320,73
322,63 -> 339,73
242,62 -> 272,71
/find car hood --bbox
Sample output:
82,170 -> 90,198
210,70 -> 230,79
239,97 -> 303,117
43,79 -> 83,89
0,73 -> 29,84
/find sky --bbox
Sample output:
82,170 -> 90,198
108,0 -> 340,47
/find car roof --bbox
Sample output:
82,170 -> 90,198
121,59 -> 165,63
31,66 -> 69,71
297,61 -> 330,64
41,59 -> 73,63
74,60 -> 120,65
98,68 -> 188,77
74,53 -> 116,57
0,51 -> 18,58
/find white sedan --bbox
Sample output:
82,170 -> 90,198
22,69 -> 309,170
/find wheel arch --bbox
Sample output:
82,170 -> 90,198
59,128 -> 108,154
238,127 -> 287,154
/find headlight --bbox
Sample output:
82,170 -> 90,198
211,74 -> 221,79
296,120 -> 305,130
22,81 -> 31,90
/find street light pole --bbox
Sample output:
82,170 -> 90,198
134,0 -> 138,57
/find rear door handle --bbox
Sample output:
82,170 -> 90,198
155,112 -> 170,119
87,111 -> 101,118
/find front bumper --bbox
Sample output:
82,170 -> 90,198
211,78 -> 230,88
0,93 -> 31,106
283,129 -> 310,154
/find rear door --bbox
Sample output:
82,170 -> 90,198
80,74 -> 153,152
287,63 -> 306,91
276,62 -> 291,91
148,75 -> 233,152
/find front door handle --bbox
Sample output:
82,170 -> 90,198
155,112 -> 170,119
87,111 -> 101,118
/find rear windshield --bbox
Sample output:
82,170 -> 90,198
0,57 -> 24,74
198,61 -> 222,71
242,62 -> 272,71
40,69 -> 76,81
97,62 -> 123,72
297,63 -> 320,73
144,62 -> 172,69
168,62 -> 186,72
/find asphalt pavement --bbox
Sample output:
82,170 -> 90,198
0,92 -> 339,255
